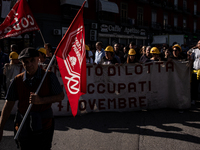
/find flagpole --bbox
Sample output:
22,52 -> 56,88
14,55 -> 56,140
39,30 -> 46,44
54,1 -> 86,55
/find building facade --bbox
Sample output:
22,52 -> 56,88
0,0 -> 200,52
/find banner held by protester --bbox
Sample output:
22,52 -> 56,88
55,1 -> 87,117
0,0 -> 39,39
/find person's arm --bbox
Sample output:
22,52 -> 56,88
30,71 -> 64,104
0,100 -> 15,142
29,91 -> 64,104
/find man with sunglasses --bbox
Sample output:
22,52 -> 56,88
171,44 -> 184,60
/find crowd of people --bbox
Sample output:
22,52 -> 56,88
85,41 -> 194,65
85,41 -> 200,105
0,41 -> 199,99
0,43 -> 53,98
0,40 -> 200,149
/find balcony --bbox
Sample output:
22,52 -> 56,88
98,12 -> 115,23
162,1 -> 173,10
151,22 -> 162,30
193,11 -> 200,17
173,26 -> 183,33
195,30 -> 200,35
182,7 -> 191,15
135,0 -> 149,4
173,5 -> 182,13
150,0 -> 162,7
120,18 -> 133,26
163,24 -> 173,32
183,27 -> 191,34
136,20 -> 149,29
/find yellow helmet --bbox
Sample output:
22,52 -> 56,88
38,48 -> 46,55
128,49 -> 136,55
150,47 -> 160,54
85,45 -> 90,51
104,46 -> 114,52
9,52 -> 19,60
172,44 -> 182,52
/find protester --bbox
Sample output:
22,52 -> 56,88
0,47 -> 9,98
162,49 -> 172,61
10,44 -> 19,54
139,46 -> 146,58
188,40 -> 200,104
0,47 -> 64,150
9,51 -> 20,65
123,45 -> 129,62
38,47 -> 50,65
126,49 -> 137,64
44,43 -> 53,59
3,52 -> 20,95
161,44 -> 168,53
114,43 -> 124,63
90,44 -> 96,61
94,42 -> 105,64
181,43 -> 189,56
139,46 -> 151,63
86,45 -> 93,64
129,41 -> 136,50
150,47 -> 161,61
129,41 -> 140,60
171,44 -> 185,60
99,46 -> 118,65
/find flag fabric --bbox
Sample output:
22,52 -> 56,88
0,0 -> 39,39
55,1 -> 87,116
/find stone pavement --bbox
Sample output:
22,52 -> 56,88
0,97 -> 200,150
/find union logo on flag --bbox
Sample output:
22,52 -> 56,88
55,1 -> 87,116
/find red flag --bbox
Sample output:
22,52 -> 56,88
55,1 -> 86,116
0,0 -> 39,39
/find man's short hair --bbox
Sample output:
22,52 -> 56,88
129,41 -> 136,46
11,44 -> 18,51
44,43 -> 52,50
96,42 -> 103,47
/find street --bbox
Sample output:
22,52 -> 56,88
0,98 -> 200,150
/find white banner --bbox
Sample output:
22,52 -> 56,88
4,61 -> 191,116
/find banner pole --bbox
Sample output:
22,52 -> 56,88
14,55 -> 56,140
39,30 -> 46,44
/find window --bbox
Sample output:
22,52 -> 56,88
137,7 -> 143,26
11,0 -> 17,9
174,0 -> 178,9
183,0 -> 187,9
183,18 -> 187,28
163,14 -> 168,28
121,3 -> 128,19
152,11 -> 157,27
194,21 -> 197,33
194,2 -> 197,15
174,16 -> 177,27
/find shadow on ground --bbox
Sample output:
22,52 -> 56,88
1,101 -> 200,146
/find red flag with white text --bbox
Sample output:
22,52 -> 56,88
55,1 -> 86,116
0,0 -> 39,39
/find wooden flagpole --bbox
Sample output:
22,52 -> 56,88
39,30 -> 46,44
